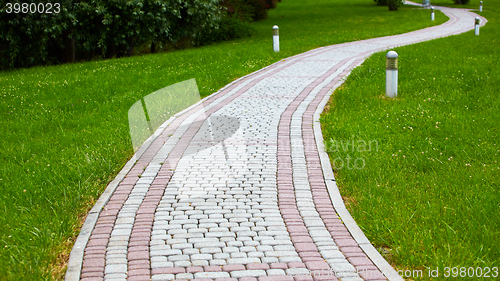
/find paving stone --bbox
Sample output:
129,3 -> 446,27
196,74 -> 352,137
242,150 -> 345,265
337,278 -> 363,281
194,271 -> 230,279
151,261 -> 174,268
264,251 -> 298,257
106,257 -> 127,264
80,271 -> 104,278
152,267 -> 186,275
261,257 -> 279,264
248,251 -> 265,258
191,253 -> 213,260
230,270 -> 267,278
222,247 -> 240,253
321,250 -> 345,260
200,247 -> 222,254
227,257 -> 261,264
239,278 -> 258,281
104,264 -> 127,274
286,268 -> 311,276
80,277 -> 105,281
328,262 -> 356,273
174,260 -> 193,267
105,273 -> 128,279
259,276 -> 293,281
128,276 -> 151,281
222,264 -> 246,272
192,260 -> 209,266
279,256 -> 303,263
214,252 -> 231,260
175,273 -> 195,279
266,268 -> 287,276
151,274 -> 175,280
209,259 -> 227,266
230,252 -> 247,259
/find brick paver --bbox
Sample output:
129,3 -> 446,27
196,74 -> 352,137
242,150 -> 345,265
66,3 -> 486,281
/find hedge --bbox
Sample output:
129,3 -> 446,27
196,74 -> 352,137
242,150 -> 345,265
0,0 -> 281,69
0,0 -> 221,69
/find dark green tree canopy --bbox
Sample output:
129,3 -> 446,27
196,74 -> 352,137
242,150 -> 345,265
0,0 -> 222,69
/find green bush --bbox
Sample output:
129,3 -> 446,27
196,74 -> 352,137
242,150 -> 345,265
193,16 -> 253,46
0,0 -> 76,68
168,0 -> 222,45
388,0 -> 402,10
373,0 -> 402,10
0,0 -> 222,69
265,0 -> 280,9
221,0 -> 275,22
249,0 -> 267,20
453,0 -> 470,4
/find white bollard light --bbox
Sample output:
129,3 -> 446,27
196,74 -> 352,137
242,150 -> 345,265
475,17 -> 480,35
479,1 -> 483,12
386,51 -> 398,98
431,7 -> 435,21
273,25 -> 280,52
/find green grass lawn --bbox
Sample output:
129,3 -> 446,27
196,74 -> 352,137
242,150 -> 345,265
321,0 -> 499,279
0,0 -> 446,279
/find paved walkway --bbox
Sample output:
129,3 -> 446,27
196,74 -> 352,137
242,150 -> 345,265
66,3 -> 486,281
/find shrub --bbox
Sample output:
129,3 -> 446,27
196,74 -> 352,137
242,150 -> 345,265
388,0 -> 402,10
453,0 -> 470,4
265,0 -> 280,9
0,0 -> 222,69
374,0 -> 402,10
0,0 -> 77,68
221,0 -> 273,22
249,0 -> 267,20
168,0 -> 222,44
193,16 -> 253,46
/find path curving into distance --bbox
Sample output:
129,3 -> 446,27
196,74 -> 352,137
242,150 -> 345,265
66,3 -> 487,281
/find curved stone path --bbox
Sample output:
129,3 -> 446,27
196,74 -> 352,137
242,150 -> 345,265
66,3 -> 487,281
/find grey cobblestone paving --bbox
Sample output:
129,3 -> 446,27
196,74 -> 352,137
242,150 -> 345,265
67,3 -> 487,281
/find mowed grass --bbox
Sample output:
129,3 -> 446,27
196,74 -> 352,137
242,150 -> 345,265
321,0 -> 499,278
0,1 -> 445,279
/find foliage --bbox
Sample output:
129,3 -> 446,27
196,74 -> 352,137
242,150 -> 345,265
453,0 -> 470,4
0,0 -> 222,69
0,0 -> 76,68
373,0 -> 403,10
265,0 -> 280,9
193,16 -> 253,46
388,0 -> 403,10
220,0 -> 273,21
168,0 -> 222,46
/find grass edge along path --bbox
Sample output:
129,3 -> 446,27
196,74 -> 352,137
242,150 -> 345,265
320,1 -> 499,279
0,1 -> 447,280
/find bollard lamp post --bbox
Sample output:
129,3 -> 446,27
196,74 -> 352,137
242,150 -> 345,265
480,1 -> 483,12
475,17 -> 480,35
273,25 -> 280,52
431,7 -> 435,21
386,51 -> 398,98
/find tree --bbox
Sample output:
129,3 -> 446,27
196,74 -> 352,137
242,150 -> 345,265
0,0 -> 77,68
388,0 -> 402,10
373,0 -> 402,10
0,0 -> 222,69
